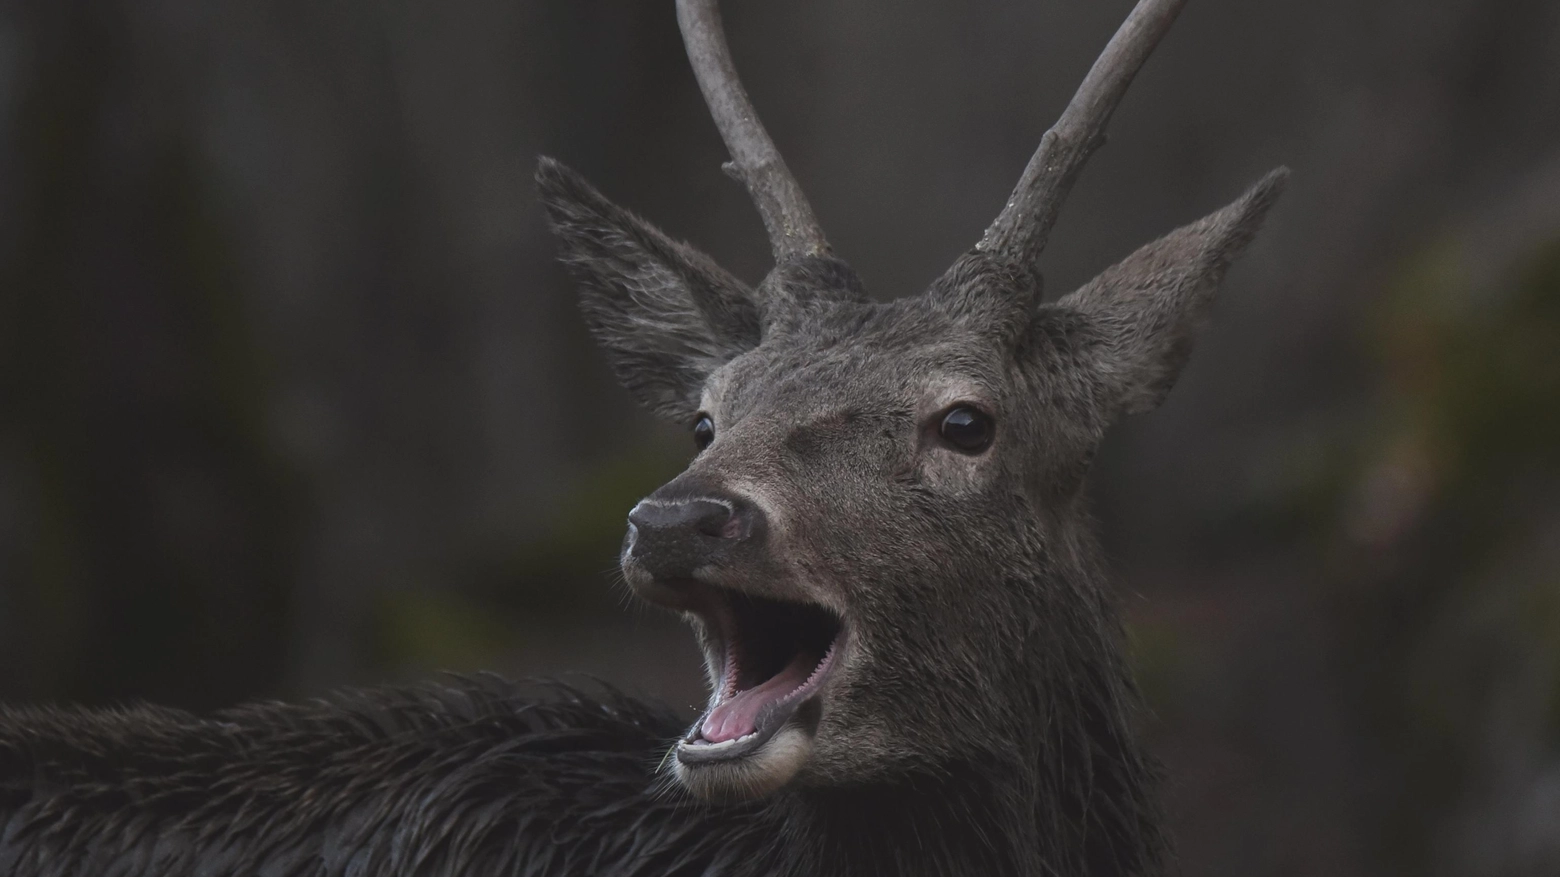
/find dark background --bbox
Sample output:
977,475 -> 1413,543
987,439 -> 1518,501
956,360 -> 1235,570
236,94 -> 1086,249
3,0 -> 1559,874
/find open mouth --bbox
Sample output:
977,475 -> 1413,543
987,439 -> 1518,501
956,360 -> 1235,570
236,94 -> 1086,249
678,588 -> 844,765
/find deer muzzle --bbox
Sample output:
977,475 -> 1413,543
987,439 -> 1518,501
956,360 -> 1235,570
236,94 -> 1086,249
620,481 -> 845,788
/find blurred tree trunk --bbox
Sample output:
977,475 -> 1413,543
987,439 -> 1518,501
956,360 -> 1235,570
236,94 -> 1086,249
0,0 -> 295,708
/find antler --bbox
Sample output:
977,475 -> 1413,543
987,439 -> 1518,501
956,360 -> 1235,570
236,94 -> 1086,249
676,0 -> 831,263
979,0 -> 1190,266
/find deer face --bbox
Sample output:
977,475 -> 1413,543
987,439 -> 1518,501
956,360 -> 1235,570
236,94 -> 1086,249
653,299 -> 1091,800
539,160 -> 1283,802
540,0 -> 1285,803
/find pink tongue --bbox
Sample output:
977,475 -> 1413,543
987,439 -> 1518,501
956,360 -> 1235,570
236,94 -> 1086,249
700,651 -> 817,743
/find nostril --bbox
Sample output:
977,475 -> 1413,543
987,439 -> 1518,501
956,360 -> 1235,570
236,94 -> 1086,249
692,502 -> 739,540
719,515 -> 745,541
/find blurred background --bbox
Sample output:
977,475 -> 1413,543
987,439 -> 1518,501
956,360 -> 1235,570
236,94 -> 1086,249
1,0 -> 1558,874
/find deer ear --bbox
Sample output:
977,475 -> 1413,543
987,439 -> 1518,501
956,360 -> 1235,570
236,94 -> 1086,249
537,157 -> 761,422
1049,168 -> 1288,417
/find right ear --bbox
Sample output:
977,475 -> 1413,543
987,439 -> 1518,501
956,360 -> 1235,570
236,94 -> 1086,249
536,157 -> 761,422
1042,169 -> 1288,420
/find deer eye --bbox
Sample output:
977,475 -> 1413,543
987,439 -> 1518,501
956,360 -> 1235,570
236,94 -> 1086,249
938,406 -> 994,454
693,414 -> 716,450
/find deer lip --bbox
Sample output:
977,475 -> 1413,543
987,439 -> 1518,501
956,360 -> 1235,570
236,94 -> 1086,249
677,588 -> 843,765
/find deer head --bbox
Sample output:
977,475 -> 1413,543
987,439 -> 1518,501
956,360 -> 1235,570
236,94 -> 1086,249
538,0 -> 1286,817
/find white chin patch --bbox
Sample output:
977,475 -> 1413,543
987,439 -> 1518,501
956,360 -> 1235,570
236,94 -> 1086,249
672,725 -> 813,801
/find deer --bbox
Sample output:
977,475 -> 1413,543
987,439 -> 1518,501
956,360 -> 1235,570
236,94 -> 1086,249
0,1 -> 1286,875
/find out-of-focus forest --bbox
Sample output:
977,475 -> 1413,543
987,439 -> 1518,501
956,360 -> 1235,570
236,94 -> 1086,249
1,0 -> 1557,874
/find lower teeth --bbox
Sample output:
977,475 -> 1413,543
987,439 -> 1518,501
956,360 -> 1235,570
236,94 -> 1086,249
688,731 -> 757,751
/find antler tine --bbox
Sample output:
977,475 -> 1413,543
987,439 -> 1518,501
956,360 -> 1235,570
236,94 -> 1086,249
676,0 -> 831,263
979,0 -> 1190,266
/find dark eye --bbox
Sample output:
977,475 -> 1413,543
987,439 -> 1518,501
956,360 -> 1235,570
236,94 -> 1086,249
938,406 -> 994,454
693,414 -> 715,451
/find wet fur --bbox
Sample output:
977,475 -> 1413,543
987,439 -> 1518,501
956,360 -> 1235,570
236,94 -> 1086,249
0,678 -> 1139,876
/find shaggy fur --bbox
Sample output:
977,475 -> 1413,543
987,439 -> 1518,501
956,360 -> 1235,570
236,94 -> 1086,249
0,679 -> 1092,876
1,681 -> 747,877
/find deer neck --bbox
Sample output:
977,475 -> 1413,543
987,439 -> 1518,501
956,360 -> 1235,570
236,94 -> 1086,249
1016,511 -> 1167,877
750,560 -> 1162,877
771,770 -> 1038,877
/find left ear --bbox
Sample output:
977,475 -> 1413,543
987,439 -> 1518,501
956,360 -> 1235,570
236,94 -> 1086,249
537,157 -> 761,422
1048,168 -> 1289,417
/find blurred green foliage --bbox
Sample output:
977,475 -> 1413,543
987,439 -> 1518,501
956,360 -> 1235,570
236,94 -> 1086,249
373,449 -> 686,674
1333,236 -> 1560,872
